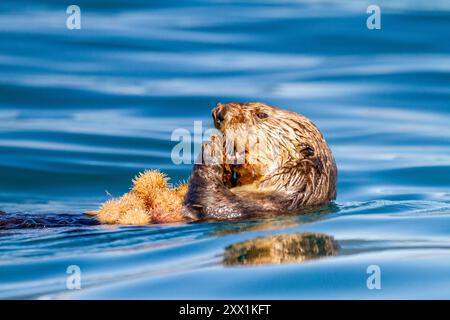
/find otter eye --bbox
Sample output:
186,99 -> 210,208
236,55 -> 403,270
256,112 -> 269,119
301,145 -> 315,158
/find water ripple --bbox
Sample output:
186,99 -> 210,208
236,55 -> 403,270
1,0 -> 450,299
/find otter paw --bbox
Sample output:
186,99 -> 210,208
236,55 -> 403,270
191,136 -> 225,180
201,134 -> 224,165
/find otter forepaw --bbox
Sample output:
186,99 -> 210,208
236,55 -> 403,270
201,134 -> 224,165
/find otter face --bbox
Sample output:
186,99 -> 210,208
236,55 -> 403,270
211,102 -> 336,201
212,102 -> 279,189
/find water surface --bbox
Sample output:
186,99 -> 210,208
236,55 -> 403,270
0,0 -> 450,299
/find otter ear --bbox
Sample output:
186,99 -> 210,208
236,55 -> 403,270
212,104 -> 220,122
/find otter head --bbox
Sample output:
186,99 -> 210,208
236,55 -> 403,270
211,102 -> 337,207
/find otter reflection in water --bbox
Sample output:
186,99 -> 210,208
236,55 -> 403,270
223,232 -> 338,266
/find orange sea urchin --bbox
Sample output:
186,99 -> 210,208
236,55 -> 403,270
91,170 -> 187,225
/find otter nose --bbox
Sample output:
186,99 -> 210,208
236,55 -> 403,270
212,104 -> 227,129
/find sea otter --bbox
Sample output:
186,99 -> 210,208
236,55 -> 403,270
182,102 -> 337,221
92,102 -> 337,224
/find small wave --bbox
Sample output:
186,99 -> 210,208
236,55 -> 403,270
0,211 -> 98,230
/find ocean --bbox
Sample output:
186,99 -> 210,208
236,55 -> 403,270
0,0 -> 449,299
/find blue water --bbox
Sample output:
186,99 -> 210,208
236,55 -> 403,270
1,0 -> 450,299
